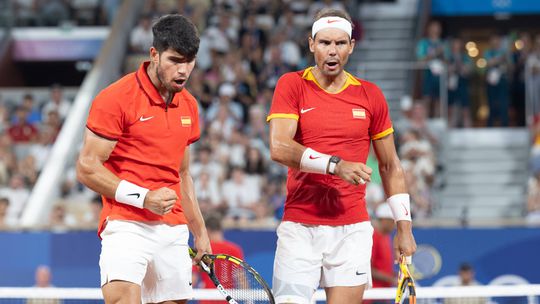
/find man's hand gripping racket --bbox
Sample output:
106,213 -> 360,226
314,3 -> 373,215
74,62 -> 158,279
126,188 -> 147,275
189,247 -> 275,304
395,255 -> 416,304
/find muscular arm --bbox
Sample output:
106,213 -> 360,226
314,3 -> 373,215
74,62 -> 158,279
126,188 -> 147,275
372,134 -> 407,196
179,147 -> 211,261
77,128 -> 178,215
76,128 -> 120,197
268,118 -> 304,168
373,133 -> 416,257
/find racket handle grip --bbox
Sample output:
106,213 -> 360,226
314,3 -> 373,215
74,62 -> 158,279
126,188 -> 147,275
405,256 -> 412,264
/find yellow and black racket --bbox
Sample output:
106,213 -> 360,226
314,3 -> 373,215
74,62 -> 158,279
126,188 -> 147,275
189,247 -> 275,304
395,256 -> 417,304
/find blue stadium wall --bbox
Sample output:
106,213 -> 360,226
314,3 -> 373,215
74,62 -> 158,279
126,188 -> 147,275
1,228 -> 540,287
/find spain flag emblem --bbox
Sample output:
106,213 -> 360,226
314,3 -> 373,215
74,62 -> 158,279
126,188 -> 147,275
352,108 -> 366,119
181,116 -> 192,126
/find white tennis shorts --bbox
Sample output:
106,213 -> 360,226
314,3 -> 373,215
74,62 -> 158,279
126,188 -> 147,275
273,221 -> 374,304
99,220 -> 192,303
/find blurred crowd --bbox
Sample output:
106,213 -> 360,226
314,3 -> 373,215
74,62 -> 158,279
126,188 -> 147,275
3,0 -> 121,27
416,20 -> 540,128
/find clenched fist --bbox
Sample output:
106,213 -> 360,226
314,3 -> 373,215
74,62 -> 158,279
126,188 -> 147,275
334,160 -> 372,186
143,187 -> 178,215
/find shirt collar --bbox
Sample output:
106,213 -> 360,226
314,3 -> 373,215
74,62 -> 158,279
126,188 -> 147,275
135,61 -> 179,107
301,66 -> 361,94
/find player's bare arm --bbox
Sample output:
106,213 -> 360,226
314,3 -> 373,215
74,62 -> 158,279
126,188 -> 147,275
76,128 -> 177,216
269,118 -> 371,185
372,133 -> 417,258
179,147 -> 211,263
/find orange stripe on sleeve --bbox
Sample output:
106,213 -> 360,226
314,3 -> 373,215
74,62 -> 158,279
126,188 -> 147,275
371,127 -> 394,140
266,113 -> 300,122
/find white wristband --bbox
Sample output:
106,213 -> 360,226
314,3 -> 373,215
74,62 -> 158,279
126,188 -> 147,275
300,148 -> 331,174
115,180 -> 149,209
387,193 -> 412,222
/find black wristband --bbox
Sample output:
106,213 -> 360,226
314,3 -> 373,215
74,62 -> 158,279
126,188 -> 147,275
328,155 -> 341,175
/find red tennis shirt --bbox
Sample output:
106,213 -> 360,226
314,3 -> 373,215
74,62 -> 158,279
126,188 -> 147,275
267,67 -> 393,225
86,61 -> 200,235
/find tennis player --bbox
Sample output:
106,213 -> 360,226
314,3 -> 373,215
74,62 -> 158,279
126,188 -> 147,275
267,8 -> 416,304
76,14 -> 211,303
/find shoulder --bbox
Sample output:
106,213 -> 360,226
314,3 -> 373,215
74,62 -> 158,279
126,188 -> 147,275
276,70 -> 305,86
94,72 -> 138,106
179,89 -> 199,112
357,78 -> 383,94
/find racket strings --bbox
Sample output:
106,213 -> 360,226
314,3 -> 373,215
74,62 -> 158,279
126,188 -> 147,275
213,259 -> 269,303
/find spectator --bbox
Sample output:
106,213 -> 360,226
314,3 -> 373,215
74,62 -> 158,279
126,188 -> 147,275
27,265 -> 60,304
221,167 -> 261,223
206,82 -> 243,124
0,197 -> 16,230
39,0 -> 71,26
33,265 -> 54,287
8,106 -> 38,144
511,33 -> 532,127
81,195 -> 102,229
244,146 -> 266,175
371,203 -> 396,291
526,163 -> 540,226
444,263 -> 487,304
41,84 -> 71,122
194,171 -> 222,212
130,14 -> 154,54
191,145 -> 225,183
47,204 -> 76,232
527,34 -> 540,111
20,94 -> 42,125
416,20 -> 445,117
28,126 -> 56,172
0,174 -> 30,224
446,37 -> 473,128
484,33 -> 511,127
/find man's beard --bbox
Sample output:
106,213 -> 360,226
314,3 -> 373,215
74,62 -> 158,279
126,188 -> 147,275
156,63 -> 182,93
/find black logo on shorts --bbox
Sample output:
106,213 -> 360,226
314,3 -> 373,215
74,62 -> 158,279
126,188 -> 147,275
356,271 -> 366,276
127,193 -> 140,199
189,281 -> 192,286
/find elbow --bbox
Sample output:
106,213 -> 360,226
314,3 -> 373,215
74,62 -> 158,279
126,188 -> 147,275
379,159 -> 403,176
76,156 -> 93,186
269,143 -> 284,164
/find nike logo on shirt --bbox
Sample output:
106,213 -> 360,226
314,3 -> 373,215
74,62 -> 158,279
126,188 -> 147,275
356,271 -> 366,276
139,116 -> 154,122
300,107 -> 316,114
127,193 -> 140,199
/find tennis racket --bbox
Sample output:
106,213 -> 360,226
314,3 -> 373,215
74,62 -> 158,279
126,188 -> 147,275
409,244 -> 442,280
189,247 -> 275,304
395,255 -> 417,304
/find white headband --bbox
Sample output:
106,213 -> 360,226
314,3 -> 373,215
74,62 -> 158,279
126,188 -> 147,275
312,16 -> 352,38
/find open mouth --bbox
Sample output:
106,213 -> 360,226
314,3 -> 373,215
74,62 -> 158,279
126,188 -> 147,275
174,79 -> 186,86
325,61 -> 339,69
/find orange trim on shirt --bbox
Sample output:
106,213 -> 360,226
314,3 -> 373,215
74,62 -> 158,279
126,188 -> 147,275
371,127 -> 394,140
301,67 -> 361,94
266,113 -> 300,122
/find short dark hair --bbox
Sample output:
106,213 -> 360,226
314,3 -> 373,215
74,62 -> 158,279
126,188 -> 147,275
205,212 -> 223,232
459,263 -> 473,272
314,8 -> 353,26
152,14 -> 200,60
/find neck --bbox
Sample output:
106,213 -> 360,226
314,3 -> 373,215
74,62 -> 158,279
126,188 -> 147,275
146,62 -> 171,101
311,66 -> 348,93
